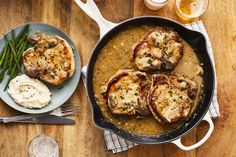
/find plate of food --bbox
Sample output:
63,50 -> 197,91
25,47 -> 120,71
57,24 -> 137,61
0,23 -> 81,114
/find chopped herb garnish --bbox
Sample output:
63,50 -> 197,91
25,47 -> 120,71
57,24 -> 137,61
134,93 -> 138,96
147,59 -> 152,65
162,47 -> 168,53
164,34 -> 168,40
124,102 -> 130,106
120,96 -> 124,99
168,91 -> 173,97
159,45 -> 164,49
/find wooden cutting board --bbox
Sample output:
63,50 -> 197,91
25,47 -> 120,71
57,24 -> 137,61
0,0 -> 234,156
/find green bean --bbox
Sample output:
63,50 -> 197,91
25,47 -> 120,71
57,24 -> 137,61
15,33 -> 28,50
4,35 -> 21,71
0,45 -> 5,59
0,43 -> 10,69
1,47 -> 9,69
19,41 -> 27,58
17,40 -> 26,57
0,43 -> 9,66
0,48 -> 11,82
18,42 -> 27,69
0,70 -> 5,83
4,64 -> 17,91
5,40 -> 28,87
7,39 -> 24,75
7,52 -> 13,75
0,47 -> 3,58
5,41 -> 25,89
1,24 -> 29,89
15,24 -> 29,43
11,30 -> 16,47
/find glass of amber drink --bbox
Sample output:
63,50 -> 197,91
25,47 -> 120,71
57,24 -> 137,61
175,0 -> 209,22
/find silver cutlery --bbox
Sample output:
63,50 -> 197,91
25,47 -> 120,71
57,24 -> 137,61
0,103 -> 79,123
16,115 -> 75,125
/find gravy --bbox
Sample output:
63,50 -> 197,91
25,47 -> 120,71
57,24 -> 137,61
93,25 -> 203,135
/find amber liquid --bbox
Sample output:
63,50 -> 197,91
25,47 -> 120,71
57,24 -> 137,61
175,0 -> 208,23
175,5 -> 199,23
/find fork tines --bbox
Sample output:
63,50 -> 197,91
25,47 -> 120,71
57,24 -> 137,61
60,103 -> 80,115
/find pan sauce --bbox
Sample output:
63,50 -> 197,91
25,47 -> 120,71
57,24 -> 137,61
93,25 -> 203,135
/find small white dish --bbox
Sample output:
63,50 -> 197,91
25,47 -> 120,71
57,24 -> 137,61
144,0 -> 169,10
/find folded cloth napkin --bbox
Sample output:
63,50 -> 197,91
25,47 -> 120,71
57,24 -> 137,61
81,20 -> 220,153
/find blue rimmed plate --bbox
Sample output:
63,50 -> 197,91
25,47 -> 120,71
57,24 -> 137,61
0,23 -> 81,114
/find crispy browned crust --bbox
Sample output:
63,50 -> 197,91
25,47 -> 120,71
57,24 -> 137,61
148,74 -> 168,124
147,74 -> 198,124
102,71 -> 128,99
103,70 -> 150,116
131,27 -> 184,71
23,35 -> 75,85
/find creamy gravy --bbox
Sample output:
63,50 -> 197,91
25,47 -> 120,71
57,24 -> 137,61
93,25 -> 203,135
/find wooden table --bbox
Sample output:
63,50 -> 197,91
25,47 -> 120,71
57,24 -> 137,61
0,0 -> 234,156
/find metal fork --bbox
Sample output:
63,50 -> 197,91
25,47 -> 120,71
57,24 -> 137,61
1,103 -> 79,123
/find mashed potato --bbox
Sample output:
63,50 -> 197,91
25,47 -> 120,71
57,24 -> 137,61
8,74 -> 51,108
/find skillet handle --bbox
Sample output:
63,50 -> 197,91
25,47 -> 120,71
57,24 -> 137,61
171,112 -> 214,151
74,0 -> 118,38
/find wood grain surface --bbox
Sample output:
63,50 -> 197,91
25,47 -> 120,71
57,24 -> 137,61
0,0 -> 234,156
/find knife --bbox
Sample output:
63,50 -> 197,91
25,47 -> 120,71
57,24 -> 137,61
0,115 -> 75,125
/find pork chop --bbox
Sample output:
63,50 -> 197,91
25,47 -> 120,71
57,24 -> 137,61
103,70 -> 150,116
23,33 -> 75,85
131,27 -> 184,71
148,73 -> 198,124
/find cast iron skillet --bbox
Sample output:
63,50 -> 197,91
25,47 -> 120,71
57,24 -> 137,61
75,0 -> 215,150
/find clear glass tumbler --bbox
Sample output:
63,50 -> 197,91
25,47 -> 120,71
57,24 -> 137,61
28,135 -> 59,157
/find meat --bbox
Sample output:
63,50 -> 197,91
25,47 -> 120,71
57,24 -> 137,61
103,70 -> 150,116
23,34 -> 75,85
131,27 -> 184,71
147,74 -> 198,124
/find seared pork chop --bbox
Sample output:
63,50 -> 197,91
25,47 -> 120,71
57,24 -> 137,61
23,34 -> 75,85
103,70 -> 150,116
148,74 -> 198,124
131,27 -> 183,71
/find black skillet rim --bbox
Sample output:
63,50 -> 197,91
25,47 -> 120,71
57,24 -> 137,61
85,16 -> 215,144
